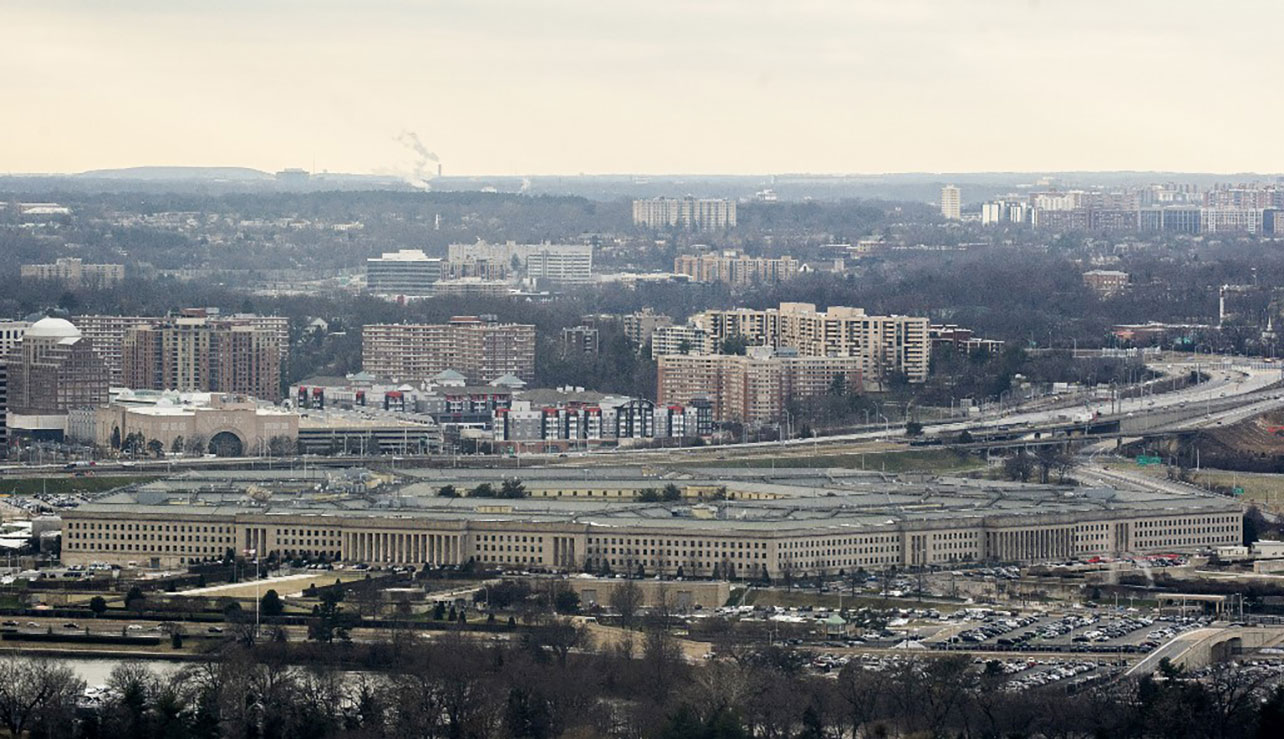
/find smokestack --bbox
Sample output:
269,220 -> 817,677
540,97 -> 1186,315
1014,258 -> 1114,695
437,163 -> 442,177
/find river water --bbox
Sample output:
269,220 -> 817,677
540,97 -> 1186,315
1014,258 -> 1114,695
56,657 -> 181,686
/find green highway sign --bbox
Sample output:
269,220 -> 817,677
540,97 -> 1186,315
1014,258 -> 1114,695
1135,456 -> 1162,466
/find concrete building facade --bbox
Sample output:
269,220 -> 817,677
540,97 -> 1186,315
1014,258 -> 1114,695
692,303 -> 930,385
362,317 -> 536,385
622,309 -> 673,349
657,349 -> 862,424
61,470 -> 1243,574
941,185 -> 961,220
365,249 -> 443,296
673,251 -> 800,287
73,313 -> 288,386
21,258 -> 124,287
4,317 -> 110,440
123,317 -> 283,401
77,392 -> 298,457
632,197 -> 737,231
446,242 -> 593,284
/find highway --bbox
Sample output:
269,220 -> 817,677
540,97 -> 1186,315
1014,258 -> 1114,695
3,355 -> 1280,475
557,355 -> 1284,465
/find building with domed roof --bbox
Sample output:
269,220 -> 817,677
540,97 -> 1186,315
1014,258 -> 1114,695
4,316 -> 110,441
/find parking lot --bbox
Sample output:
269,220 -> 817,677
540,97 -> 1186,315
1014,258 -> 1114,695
805,652 -> 1126,692
931,610 -> 1211,655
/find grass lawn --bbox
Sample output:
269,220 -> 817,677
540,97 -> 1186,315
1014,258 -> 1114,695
1104,461 -> 1284,511
697,448 -> 983,474
0,476 -> 158,496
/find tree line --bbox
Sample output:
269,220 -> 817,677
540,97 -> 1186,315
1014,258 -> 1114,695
3,633 -> 1284,738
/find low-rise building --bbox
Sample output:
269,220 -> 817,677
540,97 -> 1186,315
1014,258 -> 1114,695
61,469 -> 1244,574
73,391 -> 298,457
1083,269 -> 1130,297
492,392 -> 713,450
929,325 -> 1006,355
297,410 -> 441,456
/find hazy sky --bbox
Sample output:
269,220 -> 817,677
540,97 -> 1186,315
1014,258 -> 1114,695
4,0 -> 1282,176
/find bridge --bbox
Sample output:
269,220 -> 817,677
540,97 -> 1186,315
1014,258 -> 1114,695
1125,625 -> 1284,677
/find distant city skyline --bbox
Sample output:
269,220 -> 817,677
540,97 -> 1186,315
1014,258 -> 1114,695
5,1 -> 1284,177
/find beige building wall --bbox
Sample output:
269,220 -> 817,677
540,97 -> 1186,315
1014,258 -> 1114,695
362,319 -> 536,384
657,352 -> 862,424
63,499 -> 1242,575
21,258 -> 124,287
691,303 -> 930,385
91,397 -> 298,454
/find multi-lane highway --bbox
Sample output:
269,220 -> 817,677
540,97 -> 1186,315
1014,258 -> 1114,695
4,355 -> 1280,475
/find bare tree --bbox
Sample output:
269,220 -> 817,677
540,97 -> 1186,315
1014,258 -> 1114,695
609,579 -> 644,629
0,656 -> 85,738
185,434 -> 208,456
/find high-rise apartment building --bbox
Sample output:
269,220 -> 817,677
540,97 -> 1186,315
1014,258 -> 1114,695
689,303 -> 930,385
446,242 -> 593,284
123,317 -> 282,401
366,249 -> 443,296
622,308 -> 673,349
0,321 -> 29,358
559,325 -> 600,357
632,197 -> 737,231
0,361 -> 7,449
940,185 -> 961,220
657,349 -> 862,424
71,315 -> 154,384
73,312 -> 288,385
362,317 -> 536,385
4,317 -> 110,440
21,258 -> 124,287
651,325 -> 714,359
673,251 -> 800,287
73,311 -> 290,384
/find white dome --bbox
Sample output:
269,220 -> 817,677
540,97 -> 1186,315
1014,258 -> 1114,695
25,317 -> 82,340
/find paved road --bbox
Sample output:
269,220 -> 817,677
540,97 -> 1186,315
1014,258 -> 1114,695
1125,627 -> 1219,677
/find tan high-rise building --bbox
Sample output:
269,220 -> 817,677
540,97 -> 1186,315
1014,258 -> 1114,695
632,197 -> 737,230
657,350 -> 862,424
362,317 -> 535,385
941,185 -> 961,220
74,312 -> 288,385
4,317 -> 110,439
673,251 -> 800,287
690,303 -> 930,386
122,317 -> 282,401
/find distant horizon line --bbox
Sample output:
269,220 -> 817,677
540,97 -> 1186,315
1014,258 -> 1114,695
5,166 -> 1284,180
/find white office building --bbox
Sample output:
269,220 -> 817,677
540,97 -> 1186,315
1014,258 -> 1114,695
366,249 -> 443,296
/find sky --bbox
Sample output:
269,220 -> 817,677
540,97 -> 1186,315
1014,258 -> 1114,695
3,0 -> 1282,177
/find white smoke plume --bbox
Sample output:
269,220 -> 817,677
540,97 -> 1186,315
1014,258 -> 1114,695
394,130 -> 440,188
